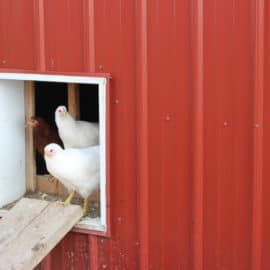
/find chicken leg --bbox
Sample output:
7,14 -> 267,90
82,197 -> 89,216
57,191 -> 75,206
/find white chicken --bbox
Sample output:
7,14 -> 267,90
44,143 -> 100,215
55,105 -> 99,149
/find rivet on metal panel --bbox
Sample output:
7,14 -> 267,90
114,99 -> 120,104
254,123 -> 260,128
50,58 -> 55,67
135,241 -> 140,246
98,65 -> 104,71
165,115 -> 171,121
101,264 -> 107,269
223,121 -> 229,127
117,217 -> 122,224
1,60 -> 6,64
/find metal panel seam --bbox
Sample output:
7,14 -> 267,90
136,0 -> 149,268
83,0 -> 95,72
34,0 -> 46,71
252,0 -> 265,269
89,236 -> 99,270
192,0 -> 204,269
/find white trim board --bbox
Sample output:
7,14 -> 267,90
0,72 -> 106,85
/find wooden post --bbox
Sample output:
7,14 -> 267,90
24,81 -> 36,192
68,83 -> 80,119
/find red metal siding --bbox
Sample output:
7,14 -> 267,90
44,0 -> 85,72
144,1 -> 193,269
203,1 -> 254,269
0,0 -> 269,269
262,2 -> 270,269
0,0 -> 35,69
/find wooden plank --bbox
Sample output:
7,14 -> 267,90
24,81 -> 36,192
0,198 -> 49,253
68,83 -> 80,120
0,198 -> 83,270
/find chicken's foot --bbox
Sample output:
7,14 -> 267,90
82,197 -> 89,216
57,192 -> 75,206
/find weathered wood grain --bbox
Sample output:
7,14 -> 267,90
0,198 -> 83,270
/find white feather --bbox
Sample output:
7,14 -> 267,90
44,143 -> 100,198
55,105 -> 99,149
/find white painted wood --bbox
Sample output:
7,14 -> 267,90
75,216 -> 105,232
99,82 -> 107,229
0,198 -> 83,270
0,72 -> 106,85
0,80 -> 26,207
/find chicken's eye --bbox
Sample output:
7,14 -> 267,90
49,149 -> 54,153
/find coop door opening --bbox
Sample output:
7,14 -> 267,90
34,82 -> 101,218
0,73 -> 109,235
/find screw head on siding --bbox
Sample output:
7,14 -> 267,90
98,65 -> 104,71
165,115 -> 171,121
1,60 -> 6,64
117,217 -> 122,224
50,58 -> 55,68
223,121 -> 229,127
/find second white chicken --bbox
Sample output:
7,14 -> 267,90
55,105 -> 99,149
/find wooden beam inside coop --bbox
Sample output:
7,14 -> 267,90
24,81 -> 36,192
68,83 -> 80,119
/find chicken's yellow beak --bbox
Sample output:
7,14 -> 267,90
44,149 -> 52,157
60,111 -> 67,117
44,148 -> 56,157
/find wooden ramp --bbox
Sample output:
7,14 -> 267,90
0,198 -> 83,270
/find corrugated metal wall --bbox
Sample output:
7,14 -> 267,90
0,0 -> 269,269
